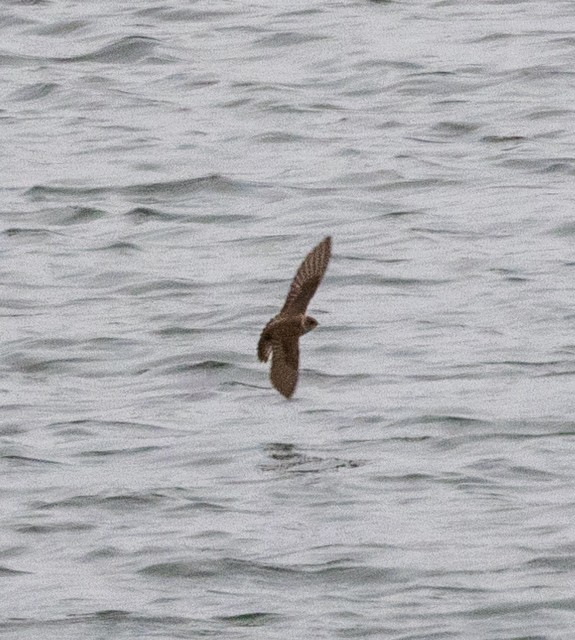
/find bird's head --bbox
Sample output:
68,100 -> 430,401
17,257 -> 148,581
303,316 -> 318,334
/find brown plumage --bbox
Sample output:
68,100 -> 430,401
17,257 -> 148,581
258,236 -> 332,398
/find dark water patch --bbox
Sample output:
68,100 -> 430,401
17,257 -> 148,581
305,561 -> 405,585
410,225 -> 471,237
4,227 -> 52,237
0,36 -> 156,68
339,253 -> 409,264
125,206 -> 182,223
48,419 -> 167,434
0,424 -> 26,438
382,209 -> 423,218
0,50 -> 36,67
430,121 -> 481,137
515,65 -> 575,81
438,471 -> 499,490
9,337 -> 80,353
472,32 -> 515,43
33,19 -> 88,36
261,442 -> 361,474
0,293 -> 64,313
526,556 -> 575,572
153,326 -> 206,337
259,101 -> 334,114
540,369 -> 575,378
169,499 -> 229,513
369,178 -> 460,192
391,72 -> 476,97
188,360 -> 233,370
277,8 -> 323,18
408,371 -> 485,382
354,58 -> 422,72
369,473 -> 435,484
83,547 -> 122,560
256,31 -> 329,47
0,565 -> 29,576
92,610 -> 132,619
77,445 -> 163,458
140,557 -> 396,585
553,36 -> 575,47
453,420 -> 575,441
157,358 -> 234,377
193,211 -> 255,223
4,354 -> 92,375
483,359 -> 569,372
9,82 -> 59,101
389,415 -> 488,429
56,206 -> 107,225
540,160 -> 575,175
1,454 -> 62,466
55,36 -> 158,64
119,278 -> 204,297
139,560 -> 221,579
307,369 -> 372,383
70,270 -> 138,291
332,274 -> 450,287
255,131 -> 310,143
137,6 -> 237,21
25,174 -> 252,203
507,465 -> 557,481
471,596 -> 575,618
439,432 -> 575,449
89,241 -> 139,252
489,267 -> 529,282
481,134 -> 526,144
26,185 -> 108,201
354,413 -> 394,426
337,168 -> 403,186
77,337 -> 142,352
117,174 -> 248,198
551,221 -> 575,236
527,108 -> 574,120
217,612 -> 282,627
0,611 -> 197,635
35,491 -> 169,512
14,522 -> 94,534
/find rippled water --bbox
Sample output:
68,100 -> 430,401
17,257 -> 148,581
2,0 -> 575,638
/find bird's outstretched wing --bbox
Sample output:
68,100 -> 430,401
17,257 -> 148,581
270,337 -> 300,398
281,236 -> 331,315
257,320 -> 273,363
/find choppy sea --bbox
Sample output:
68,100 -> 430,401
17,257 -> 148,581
2,1 -> 575,638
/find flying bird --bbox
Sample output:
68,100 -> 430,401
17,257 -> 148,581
258,236 -> 332,398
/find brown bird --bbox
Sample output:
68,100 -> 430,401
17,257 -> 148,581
258,236 -> 332,398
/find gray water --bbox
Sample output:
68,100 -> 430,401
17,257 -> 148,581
2,0 -> 575,638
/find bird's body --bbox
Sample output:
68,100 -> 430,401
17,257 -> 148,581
258,236 -> 331,398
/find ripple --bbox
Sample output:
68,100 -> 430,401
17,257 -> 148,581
9,82 -> 59,101
217,612 -> 283,626
57,36 -> 158,64
0,565 -> 30,576
25,174 -> 258,203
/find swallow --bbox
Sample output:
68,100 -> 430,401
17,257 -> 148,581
258,236 -> 332,398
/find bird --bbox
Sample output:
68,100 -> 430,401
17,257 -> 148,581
258,236 -> 332,398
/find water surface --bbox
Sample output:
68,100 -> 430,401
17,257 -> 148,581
2,1 -> 575,638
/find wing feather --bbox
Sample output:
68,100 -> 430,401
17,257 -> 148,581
281,236 -> 331,315
270,337 -> 299,398
257,318 -> 275,362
